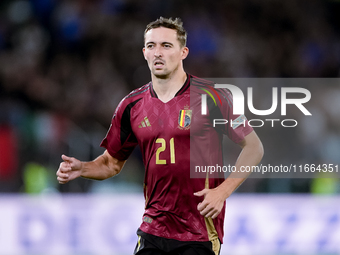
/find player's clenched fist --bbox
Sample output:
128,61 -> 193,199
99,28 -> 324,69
56,155 -> 82,184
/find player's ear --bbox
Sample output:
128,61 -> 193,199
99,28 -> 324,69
181,47 -> 189,60
142,47 -> 146,60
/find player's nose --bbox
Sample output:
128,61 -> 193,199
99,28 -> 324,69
154,46 -> 163,57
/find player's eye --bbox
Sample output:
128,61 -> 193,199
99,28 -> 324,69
164,44 -> 171,48
146,44 -> 154,49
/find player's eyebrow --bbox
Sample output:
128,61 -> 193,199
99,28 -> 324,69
145,41 -> 174,46
161,42 -> 173,46
144,41 -> 155,47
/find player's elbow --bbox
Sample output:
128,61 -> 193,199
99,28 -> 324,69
251,133 -> 264,163
247,140 -> 264,167
92,164 -> 123,181
94,151 -> 125,180
108,163 -> 124,178
241,131 -> 264,164
104,154 -> 126,178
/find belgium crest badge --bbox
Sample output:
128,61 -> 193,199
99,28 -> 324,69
178,109 -> 192,129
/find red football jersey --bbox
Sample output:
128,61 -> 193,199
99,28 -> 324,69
101,74 -> 253,243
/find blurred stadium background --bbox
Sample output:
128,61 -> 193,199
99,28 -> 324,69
0,0 -> 340,254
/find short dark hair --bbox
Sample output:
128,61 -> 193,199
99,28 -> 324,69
144,17 -> 187,48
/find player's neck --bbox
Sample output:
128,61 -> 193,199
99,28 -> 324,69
151,69 -> 187,103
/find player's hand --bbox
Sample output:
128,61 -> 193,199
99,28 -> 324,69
56,155 -> 82,184
194,188 -> 226,219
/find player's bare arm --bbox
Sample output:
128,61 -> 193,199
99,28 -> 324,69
194,130 -> 264,219
56,150 -> 126,184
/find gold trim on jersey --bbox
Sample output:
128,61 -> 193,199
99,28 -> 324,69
204,174 -> 221,255
144,183 -> 148,209
135,235 -> 142,252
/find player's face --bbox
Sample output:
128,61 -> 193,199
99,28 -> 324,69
143,27 -> 188,79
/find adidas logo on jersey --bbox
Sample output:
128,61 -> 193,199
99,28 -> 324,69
138,116 -> 151,128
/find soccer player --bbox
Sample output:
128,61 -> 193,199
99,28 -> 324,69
57,17 -> 264,255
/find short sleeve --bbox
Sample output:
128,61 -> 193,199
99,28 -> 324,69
100,97 -> 140,160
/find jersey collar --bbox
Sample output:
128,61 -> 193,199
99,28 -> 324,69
150,73 -> 191,98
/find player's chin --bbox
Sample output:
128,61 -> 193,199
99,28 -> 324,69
153,71 -> 170,79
